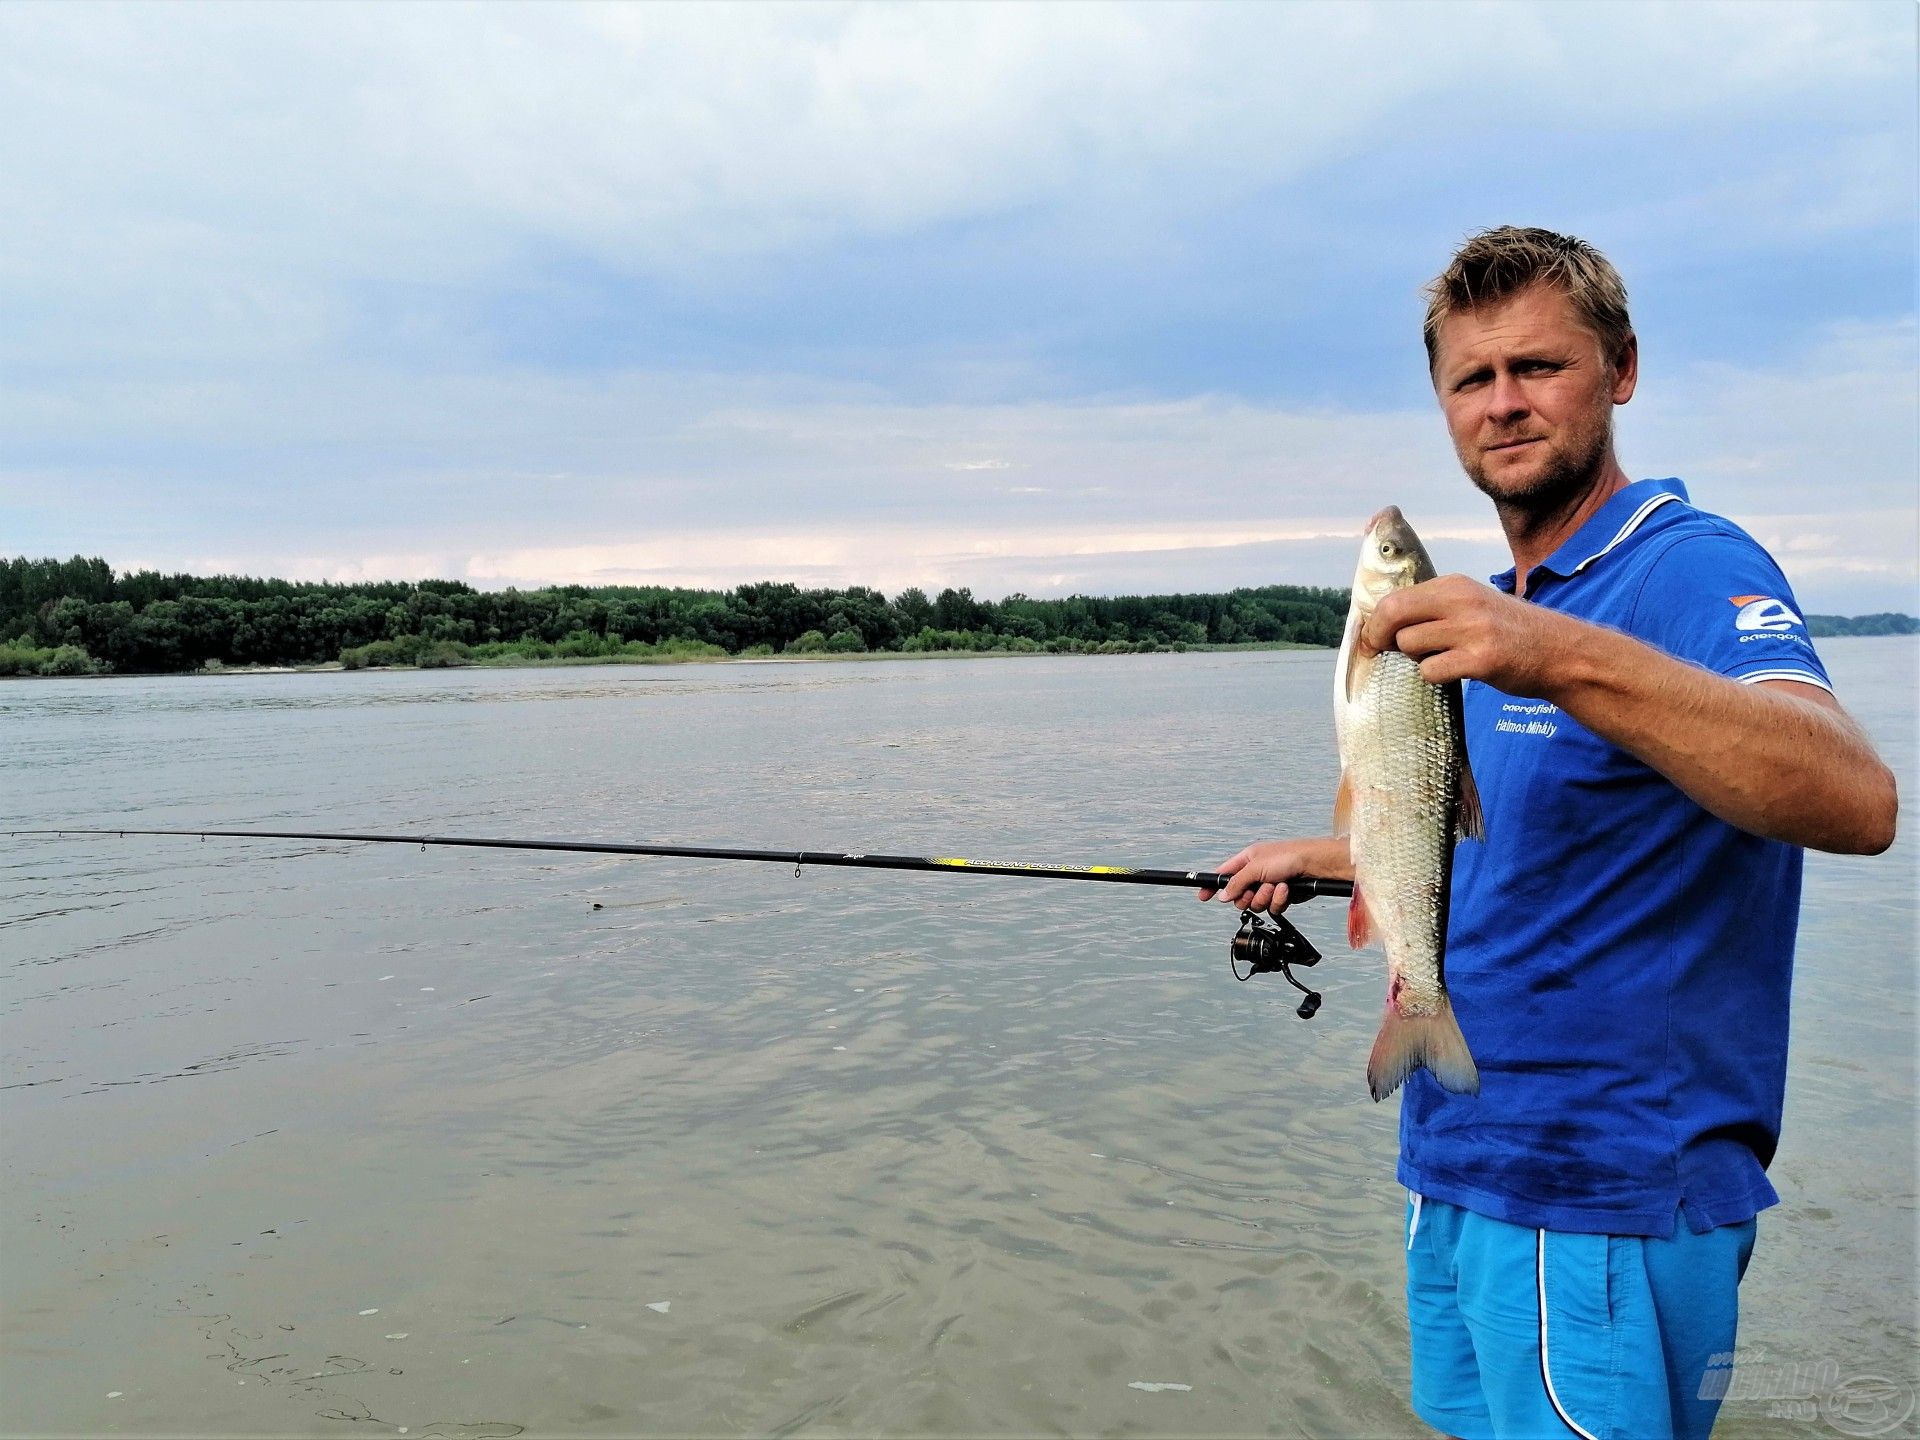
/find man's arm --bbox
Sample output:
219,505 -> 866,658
1365,576 -> 1898,856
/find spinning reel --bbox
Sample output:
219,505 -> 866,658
1229,908 -> 1324,1019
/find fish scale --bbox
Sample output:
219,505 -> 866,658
1348,650 -> 1459,1012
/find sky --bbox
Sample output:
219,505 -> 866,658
2,1 -> 1915,612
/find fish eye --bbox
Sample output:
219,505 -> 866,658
1378,542 -> 1394,556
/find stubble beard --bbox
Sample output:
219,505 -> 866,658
1460,409 -> 1615,531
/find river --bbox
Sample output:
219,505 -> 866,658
2,643 -> 1913,1437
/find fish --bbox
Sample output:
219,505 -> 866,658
1334,506 -> 1483,1101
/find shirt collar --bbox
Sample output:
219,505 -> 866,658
1488,478 -> 1690,593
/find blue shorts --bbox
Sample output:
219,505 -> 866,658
1405,1194 -> 1756,1440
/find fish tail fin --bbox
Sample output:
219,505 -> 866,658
1367,998 -> 1479,1102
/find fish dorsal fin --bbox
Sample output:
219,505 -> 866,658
1333,769 -> 1353,837
1456,755 -> 1485,842
1447,680 -> 1485,843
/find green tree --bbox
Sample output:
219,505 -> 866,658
933,587 -> 986,631
893,587 -> 934,631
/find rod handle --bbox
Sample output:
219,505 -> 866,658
1281,876 -> 1353,902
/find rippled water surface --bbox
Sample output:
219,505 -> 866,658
3,646 -> 1914,1437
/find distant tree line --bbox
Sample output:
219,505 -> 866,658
1,554 -> 1355,676
1805,613 -> 1918,638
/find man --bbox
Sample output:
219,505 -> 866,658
1202,227 -> 1897,1440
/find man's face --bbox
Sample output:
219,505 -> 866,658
1430,282 -> 1637,513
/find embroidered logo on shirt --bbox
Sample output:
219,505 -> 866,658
1494,700 -> 1559,737
1730,595 -> 1802,632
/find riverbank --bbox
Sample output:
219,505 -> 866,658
1,639 -> 1327,681
9,631 -> 1913,681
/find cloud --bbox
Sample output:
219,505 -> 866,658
461,517 -> 1499,592
2,5 -> 1907,381
1600,130 -> 1915,250
1,4 -> 1906,301
0,3 -> 1911,614
1625,318 -> 1918,517
21,314 -> 1884,612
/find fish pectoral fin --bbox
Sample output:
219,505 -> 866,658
1456,754 -> 1486,842
1343,642 -> 1374,706
1366,997 -> 1480,1101
1333,770 -> 1353,837
1346,882 -> 1375,949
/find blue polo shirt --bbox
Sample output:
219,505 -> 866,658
1398,478 -> 1832,1237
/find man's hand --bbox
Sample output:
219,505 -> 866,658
1199,836 -> 1353,914
1359,573 -> 1569,695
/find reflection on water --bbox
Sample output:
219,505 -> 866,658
2,646 -> 1914,1436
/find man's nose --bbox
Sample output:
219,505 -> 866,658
1487,370 -> 1529,421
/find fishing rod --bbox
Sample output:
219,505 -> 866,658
12,827 -> 1353,1017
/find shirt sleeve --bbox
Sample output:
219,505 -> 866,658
1627,530 -> 1833,693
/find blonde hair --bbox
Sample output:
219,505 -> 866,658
1422,226 -> 1632,373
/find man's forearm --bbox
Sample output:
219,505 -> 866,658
1540,624 -> 1897,854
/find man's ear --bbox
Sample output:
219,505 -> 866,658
1611,333 -> 1639,405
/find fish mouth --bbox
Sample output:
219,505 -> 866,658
1365,505 -> 1405,534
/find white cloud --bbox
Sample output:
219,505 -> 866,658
24,316 -> 1886,611
1625,318 -> 1918,517
0,4 -> 1905,386
0,3 -> 1911,613
0,2 -> 1906,304
462,517 -> 1500,592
